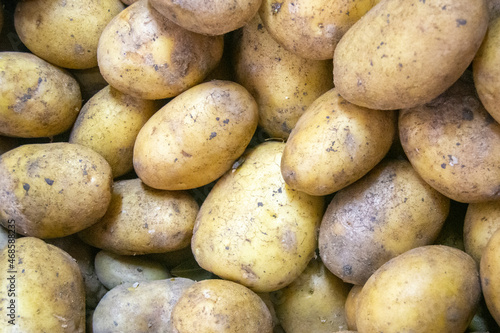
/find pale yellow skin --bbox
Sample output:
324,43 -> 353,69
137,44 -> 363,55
259,0 -> 378,60
345,285 -> 363,331
150,0 -> 262,36
399,75 -> 500,203
133,80 -> 259,190
232,14 -> 333,139
334,0 -> 489,110
93,278 -> 195,332
356,245 -> 481,333
79,178 -> 199,255
14,0 -> 124,69
271,257 -> 351,333
0,142 -> 113,239
0,237 -> 86,332
97,0 -> 224,100
281,88 -> 396,196
191,141 -> 325,293
319,159 -> 450,285
69,85 -> 158,178
172,279 -> 273,333
480,228 -> 500,326
0,52 -> 81,138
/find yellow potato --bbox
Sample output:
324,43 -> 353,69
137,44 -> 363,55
480,227 -> 500,325
345,285 -> 363,331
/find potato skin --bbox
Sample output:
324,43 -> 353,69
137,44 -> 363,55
334,0 -> 489,110
345,285 -> 363,331
480,228 -> 500,326
0,142 -> 113,238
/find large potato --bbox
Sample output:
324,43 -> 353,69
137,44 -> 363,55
481,228 -> 500,326
0,142 -> 113,238
334,0 -> 488,110
133,80 -> 258,190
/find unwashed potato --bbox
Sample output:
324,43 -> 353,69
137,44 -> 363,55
281,88 -> 396,196
333,0 -> 489,110
0,237 -> 85,332
480,227 -> 500,326
0,51 -> 81,138
14,0 -> 125,69
0,142 -> 113,238
97,0 -> 224,100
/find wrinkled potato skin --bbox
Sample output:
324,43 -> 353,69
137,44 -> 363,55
259,0 -> 378,60
0,237 -> 85,332
281,88 -> 396,196
14,0 -> 124,69
319,159 -> 450,285
232,14 -> 333,139
0,143 -> 113,239
79,178 -> 198,255
480,228 -> 500,326
334,0 -> 488,110
356,245 -> 481,333
345,285 -> 363,331
0,52 -> 81,138
97,0 -> 224,100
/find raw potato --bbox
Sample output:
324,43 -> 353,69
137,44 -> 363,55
480,228 -> 500,326
0,237 -> 85,332
150,0 -> 262,35
97,0 -> 224,100
0,51 -> 81,138
171,279 -> 273,333
79,178 -> 199,255
191,141 -> 325,292
232,14 -> 333,139
281,88 -> 396,196
259,0 -> 377,60
133,80 -> 258,190
356,245 -> 481,332
14,0 -> 125,69
0,142 -> 113,238
333,0 -> 489,110
345,285 -> 363,331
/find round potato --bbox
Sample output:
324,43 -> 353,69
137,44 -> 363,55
0,51 -> 81,138
480,228 -> 500,325
97,0 -> 224,100
14,0 -> 124,69
333,0 -> 488,110
133,80 -> 258,190
0,142 -> 113,239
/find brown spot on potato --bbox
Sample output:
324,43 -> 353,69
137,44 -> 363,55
271,2 -> 283,14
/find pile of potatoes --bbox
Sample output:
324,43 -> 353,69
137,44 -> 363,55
2,0 -> 500,332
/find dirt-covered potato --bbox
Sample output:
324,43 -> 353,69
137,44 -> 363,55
281,88 -> 396,196
14,0 -> 124,69
480,228 -> 500,326
345,285 -> 363,331
191,141 -> 324,292
356,245 -> 481,332
319,159 -> 450,285
69,85 -> 158,178
79,178 -> 198,255
0,237 -> 86,332
0,142 -> 113,239
171,279 -> 273,332
334,0 -> 488,110
133,80 -> 258,190
97,0 -> 224,100
232,14 -> 333,139
0,51 -> 81,138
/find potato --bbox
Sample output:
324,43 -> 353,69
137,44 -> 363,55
356,245 -> 481,332
399,74 -> 500,203
0,237 -> 85,332
69,85 -> 158,178
97,0 -> 224,100
92,278 -> 195,332
480,228 -> 500,325
171,279 -> 273,332
150,0 -> 262,36
0,142 -> 113,238
0,51 -> 81,138
333,0 -> 489,110
281,88 -> 396,196
14,0 -> 124,69
259,0 -> 378,60
231,14 -> 333,139
133,80 -> 258,190
345,285 -> 363,331
319,159 -> 450,285
191,141 -> 325,292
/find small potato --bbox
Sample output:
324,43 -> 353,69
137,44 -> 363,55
480,228 -> 500,325
0,142 -> 113,238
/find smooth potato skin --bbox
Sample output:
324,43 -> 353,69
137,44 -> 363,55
480,228 -> 500,326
